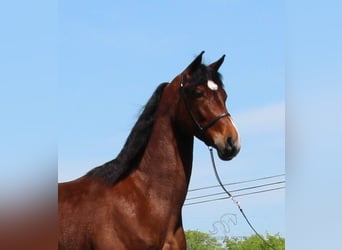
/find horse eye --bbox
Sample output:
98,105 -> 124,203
194,90 -> 204,98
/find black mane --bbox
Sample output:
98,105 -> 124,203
85,82 -> 169,185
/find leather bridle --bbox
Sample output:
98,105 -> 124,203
180,75 -> 230,134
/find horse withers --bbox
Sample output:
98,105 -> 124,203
58,52 -> 240,250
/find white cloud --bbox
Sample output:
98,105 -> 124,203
234,102 -> 285,135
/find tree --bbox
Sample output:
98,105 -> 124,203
185,230 -> 285,250
185,230 -> 225,250
224,233 -> 285,250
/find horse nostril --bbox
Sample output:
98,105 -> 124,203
226,136 -> 238,155
227,136 -> 234,148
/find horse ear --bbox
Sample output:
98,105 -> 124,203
209,54 -> 225,71
183,51 -> 205,75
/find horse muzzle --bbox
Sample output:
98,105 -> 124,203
215,136 -> 241,161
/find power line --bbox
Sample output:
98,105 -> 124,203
188,174 -> 285,192
184,186 -> 285,206
184,173 -> 285,206
186,181 -> 285,201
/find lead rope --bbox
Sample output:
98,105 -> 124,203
208,146 -> 276,250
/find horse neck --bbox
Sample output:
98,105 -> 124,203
137,87 -> 194,201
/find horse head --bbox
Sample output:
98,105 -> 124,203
172,51 -> 241,160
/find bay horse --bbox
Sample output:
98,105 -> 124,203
58,51 -> 241,250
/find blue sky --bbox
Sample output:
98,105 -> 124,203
2,0 -> 341,249
286,1 -> 342,249
58,0 -> 285,238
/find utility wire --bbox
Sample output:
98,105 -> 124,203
186,181 -> 285,201
184,186 -> 284,206
188,174 -> 285,192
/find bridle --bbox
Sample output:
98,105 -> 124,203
180,74 -> 230,134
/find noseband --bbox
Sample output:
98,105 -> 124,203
180,75 -> 230,134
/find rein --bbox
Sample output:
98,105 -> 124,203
208,147 -> 276,250
180,75 -> 230,133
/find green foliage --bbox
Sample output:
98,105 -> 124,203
224,233 -> 285,250
185,230 -> 225,250
185,230 -> 285,250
